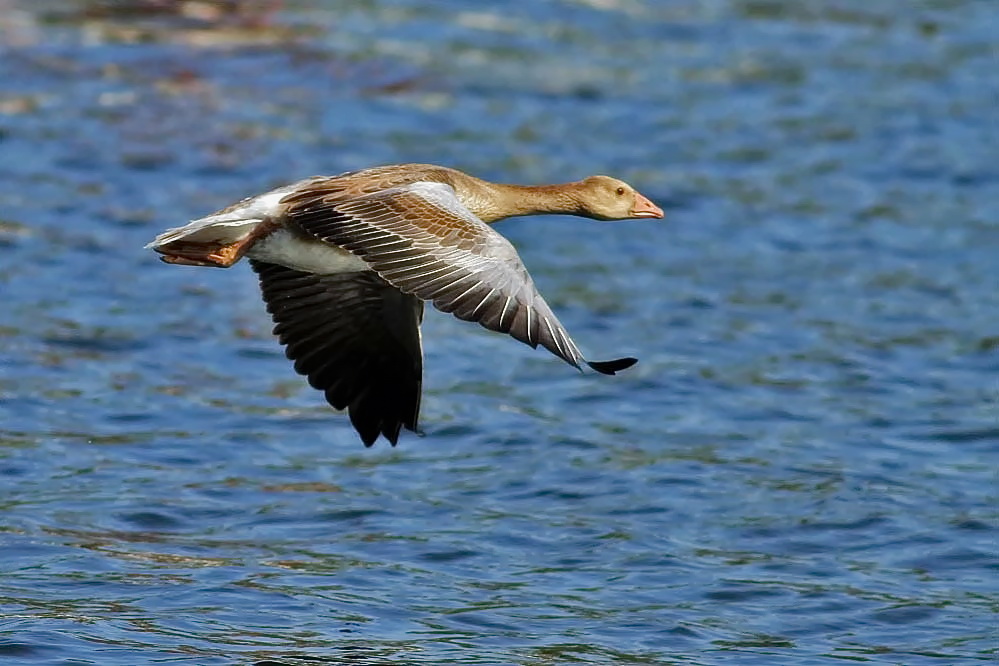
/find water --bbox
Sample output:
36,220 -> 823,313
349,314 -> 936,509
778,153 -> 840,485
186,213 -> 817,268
1,1 -> 996,664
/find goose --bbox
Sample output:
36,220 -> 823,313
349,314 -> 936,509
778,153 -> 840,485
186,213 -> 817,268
146,163 -> 664,446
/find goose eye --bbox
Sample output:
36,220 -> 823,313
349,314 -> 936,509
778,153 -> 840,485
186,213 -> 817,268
615,187 -> 625,196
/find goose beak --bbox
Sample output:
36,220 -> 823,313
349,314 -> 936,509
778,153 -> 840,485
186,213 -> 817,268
631,192 -> 664,219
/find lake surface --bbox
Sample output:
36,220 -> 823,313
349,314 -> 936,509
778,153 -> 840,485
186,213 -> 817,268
1,1 -> 996,664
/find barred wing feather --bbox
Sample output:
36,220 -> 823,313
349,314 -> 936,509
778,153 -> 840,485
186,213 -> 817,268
284,182 -> 634,374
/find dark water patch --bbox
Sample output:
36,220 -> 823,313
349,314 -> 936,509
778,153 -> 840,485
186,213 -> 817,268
315,509 -> 386,524
898,547 -> 998,574
0,641 -> 46,658
116,510 -> 185,530
950,518 -> 993,532
104,412 -> 155,424
869,603 -> 941,625
922,426 -> 999,445
41,332 -> 147,354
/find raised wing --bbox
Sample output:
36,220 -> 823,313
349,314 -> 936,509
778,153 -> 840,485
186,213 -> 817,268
283,182 -> 635,375
251,260 -> 424,446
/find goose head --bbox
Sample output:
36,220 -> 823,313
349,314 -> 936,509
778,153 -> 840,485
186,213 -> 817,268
578,176 -> 664,221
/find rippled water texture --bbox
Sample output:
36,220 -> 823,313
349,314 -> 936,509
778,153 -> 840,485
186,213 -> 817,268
1,1 -> 997,664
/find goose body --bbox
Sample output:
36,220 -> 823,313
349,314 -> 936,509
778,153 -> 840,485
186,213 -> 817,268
146,163 -> 663,446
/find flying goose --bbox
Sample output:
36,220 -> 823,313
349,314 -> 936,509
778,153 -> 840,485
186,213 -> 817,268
146,163 -> 663,445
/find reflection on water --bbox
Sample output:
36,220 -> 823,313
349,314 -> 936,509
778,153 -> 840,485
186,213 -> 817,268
1,0 -> 997,664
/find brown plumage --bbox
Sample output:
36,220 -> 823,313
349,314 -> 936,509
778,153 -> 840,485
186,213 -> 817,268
146,164 -> 664,446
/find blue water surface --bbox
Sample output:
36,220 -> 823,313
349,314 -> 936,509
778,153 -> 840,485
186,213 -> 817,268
1,1 -> 996,664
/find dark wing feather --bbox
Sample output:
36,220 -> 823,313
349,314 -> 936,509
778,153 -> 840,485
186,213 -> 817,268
251,260 -> 424,446
283,183 -> 635,374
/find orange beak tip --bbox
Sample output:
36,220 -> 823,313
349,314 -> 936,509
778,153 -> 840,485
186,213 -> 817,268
631,193 -> 665,219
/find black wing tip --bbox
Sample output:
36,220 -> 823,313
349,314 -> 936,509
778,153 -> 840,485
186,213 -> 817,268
353,417 -> 408,447
355,418 -> 418,447
586,357 -> 638,375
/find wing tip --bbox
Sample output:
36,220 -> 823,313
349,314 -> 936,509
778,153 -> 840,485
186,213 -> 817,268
586,357 -> 638,376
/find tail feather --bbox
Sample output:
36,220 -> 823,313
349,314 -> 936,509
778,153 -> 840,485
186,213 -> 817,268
144,217 -> 262,251
145,180 -> 304,251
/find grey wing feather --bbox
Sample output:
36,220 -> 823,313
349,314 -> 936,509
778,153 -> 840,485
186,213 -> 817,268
283,184 -> 594,370
251,260 -> 424,446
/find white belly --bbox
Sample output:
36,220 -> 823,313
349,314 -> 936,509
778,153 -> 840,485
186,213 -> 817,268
247,228 -> 369,274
